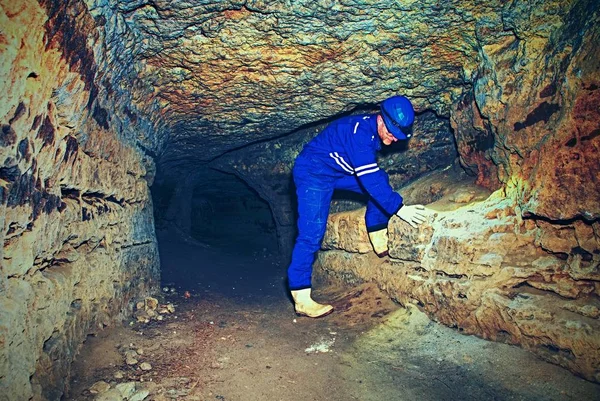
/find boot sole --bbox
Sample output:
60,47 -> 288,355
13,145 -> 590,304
295,308 -> 334,318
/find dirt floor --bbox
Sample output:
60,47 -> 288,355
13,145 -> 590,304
66,233 -> 600,401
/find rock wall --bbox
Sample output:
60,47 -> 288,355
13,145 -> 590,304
315,0 -> 600,381
466,0 -> 600,220
0,1 -> 162,400
317,188 -> 600,381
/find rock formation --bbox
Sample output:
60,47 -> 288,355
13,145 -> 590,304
317,173 -> 599,382
1,1 -> 162,399
1,0 -> 599,399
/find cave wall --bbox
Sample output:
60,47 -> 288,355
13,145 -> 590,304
0,1 -> 163,400
314,0 -> 600,382
467,0 -> 600,220
1,0 -> 598,397
317,190 -> 600,381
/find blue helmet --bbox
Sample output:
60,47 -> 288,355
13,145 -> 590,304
380,96 -> 415,139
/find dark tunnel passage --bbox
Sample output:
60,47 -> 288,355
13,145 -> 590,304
152,169 -> 279,256
150,168 -> 287,314
190,177 -> 278,253
2,0 -> 600,400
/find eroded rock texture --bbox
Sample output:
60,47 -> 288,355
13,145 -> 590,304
318,185 -> 600,381
314,0 -> 600,381
1,1 -> 162,400
1,0 -> 599,398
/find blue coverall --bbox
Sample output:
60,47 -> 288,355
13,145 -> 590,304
288,114 -> 404,290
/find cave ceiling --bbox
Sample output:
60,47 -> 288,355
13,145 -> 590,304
85,0 -> 528,174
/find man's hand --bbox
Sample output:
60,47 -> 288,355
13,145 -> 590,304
396,204 -> 427,228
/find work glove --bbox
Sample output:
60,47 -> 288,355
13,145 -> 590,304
396,204 -> 427,228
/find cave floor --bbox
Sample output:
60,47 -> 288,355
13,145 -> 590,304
66,234 -> 600,401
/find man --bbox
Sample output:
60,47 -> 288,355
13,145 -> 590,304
288,95 -> 427,318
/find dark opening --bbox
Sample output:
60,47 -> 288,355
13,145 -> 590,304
151,168 -> 279,257
190,171 -> 278,254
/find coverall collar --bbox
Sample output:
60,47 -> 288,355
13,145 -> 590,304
369,114 -> 382,151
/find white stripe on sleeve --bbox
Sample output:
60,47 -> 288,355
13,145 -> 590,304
353,122 -> 360,134
333,152 -> 354,172
354,163 -> 378,172
356,167 -> 380,177
329,153 -> 354,174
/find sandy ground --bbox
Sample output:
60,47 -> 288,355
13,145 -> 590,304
66,234 -> 600,401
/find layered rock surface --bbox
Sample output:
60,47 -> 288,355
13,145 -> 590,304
317,172 -> 600,381
1,1 -> 162,400
1,0 -> 599,398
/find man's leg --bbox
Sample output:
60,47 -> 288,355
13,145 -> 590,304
287,174 -> 335,317
334,175 -> 391,256
287,179 -> 333,290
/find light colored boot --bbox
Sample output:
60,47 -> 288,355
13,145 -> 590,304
291,288 -> 334,318
368,228 -> 389,257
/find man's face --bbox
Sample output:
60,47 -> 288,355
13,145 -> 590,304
377,115 -> 398,145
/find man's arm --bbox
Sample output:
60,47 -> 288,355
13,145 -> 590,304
346,128 -> 403,216
347,124 -> 428,228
